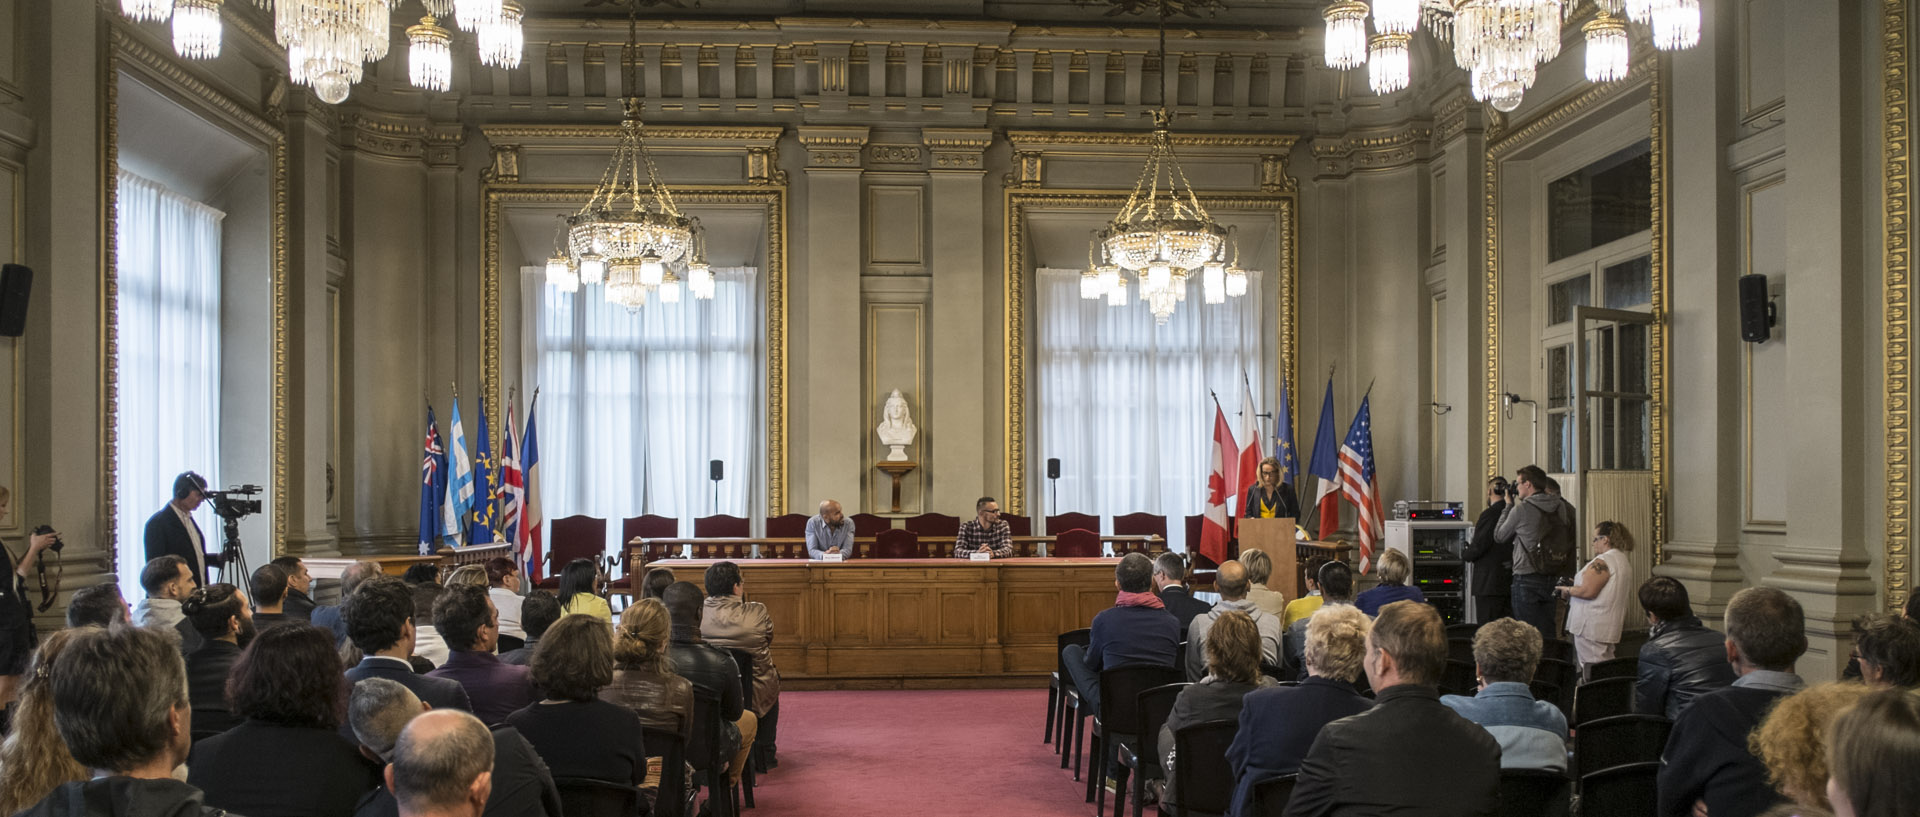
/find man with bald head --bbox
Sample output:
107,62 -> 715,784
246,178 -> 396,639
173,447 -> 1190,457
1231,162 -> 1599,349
1185,560 -> 1285,681
348,678 -> 560,817
387,710 -> 495,817
806,499 -> 856,559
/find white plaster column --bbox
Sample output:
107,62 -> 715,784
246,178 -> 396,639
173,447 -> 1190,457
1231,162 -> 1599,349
922,129 -> 992,513
1433,97 -> 1487,508
797,126 -> 869,514
284,96 -> 336,554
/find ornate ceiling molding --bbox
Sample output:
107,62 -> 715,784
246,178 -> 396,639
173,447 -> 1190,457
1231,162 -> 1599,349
797,125 -> 870,169
1312,126 -> 1434,177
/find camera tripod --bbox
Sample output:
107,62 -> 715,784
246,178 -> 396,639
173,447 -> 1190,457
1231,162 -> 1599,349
217,514 -> 249,585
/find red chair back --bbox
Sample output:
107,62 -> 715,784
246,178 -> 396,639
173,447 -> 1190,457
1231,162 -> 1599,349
850,513 -> 893,537
622,514 -> 678,545
765,514 -> 810,538
1000,513 -> 1033,536
872,528 -> 922,559
1112,512 -> 1168,539
903,513 -> 961,537
1046,512 -> 1099,537
1052,528 -> 1101,558
1184,514 -> 1219,569
693,514 -> 749,538
543,516 -> 608,588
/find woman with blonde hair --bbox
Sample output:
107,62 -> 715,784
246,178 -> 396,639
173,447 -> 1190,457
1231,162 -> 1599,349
1751,681 -> 1876,813
1242,457 -> 1300,520
1160,611 -> 1271,810
0,628 -> 90,814
600,598 -> 695,810
1559,520 -> 1636,669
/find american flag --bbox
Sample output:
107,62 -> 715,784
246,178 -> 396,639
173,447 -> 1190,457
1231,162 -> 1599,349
1337,393 -> 1384,574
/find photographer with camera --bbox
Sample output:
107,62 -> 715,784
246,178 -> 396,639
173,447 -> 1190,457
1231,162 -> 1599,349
144,472 -> 217,587
1494,465 -> 1579,640
0,485 -> 61,710
1461,476 -> 1514,624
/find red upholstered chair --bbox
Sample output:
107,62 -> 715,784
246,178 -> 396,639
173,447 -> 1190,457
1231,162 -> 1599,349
1052,528 -> 1101,558
1000,513 -> 1033,536
538,515 -> 607,590
904,513 -> 961,537
620,515 -> 678,586
872,528 -> 922,559
1046,512 -> 1099,537
764,514 -> 810,538
850,513 -> 893,537
693,514 -> 749,538
1112,513 -> 1168,556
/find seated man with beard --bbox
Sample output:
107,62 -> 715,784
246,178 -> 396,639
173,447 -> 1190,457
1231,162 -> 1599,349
181,583 -> 257,737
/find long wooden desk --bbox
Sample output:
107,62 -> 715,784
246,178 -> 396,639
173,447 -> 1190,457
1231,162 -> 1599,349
632,556 -> 1123,689
630,534 -> 1163,562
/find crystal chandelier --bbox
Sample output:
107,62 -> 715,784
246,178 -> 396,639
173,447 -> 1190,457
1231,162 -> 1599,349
172,0 -> 224,61
407,16 -> 453,93
1323,0 -> 1700,112
124,0 -> 174,23
477,1 -> 525,69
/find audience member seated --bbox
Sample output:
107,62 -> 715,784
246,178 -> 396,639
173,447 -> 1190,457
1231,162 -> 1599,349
602,597 -> 694,810
1825,687 -> 1920,817
1354,549 -> 1426,617
1185,561 -> 1283,682
1159,610 -> 1271,811
1238,549 -> 1287,618
0,628 -> 89,815
663,581 -> 758,785
315,561 -> 383,646
1658,586 -> 1808,817
701,560 -> 782,771
64,583 -> 128,629
641,567 -> 675,601
1153,552 -> 1213,635
1228,605 -> 1373,817
426,585 -> 536,726
250,563 -> 294,630
505,616 -> 646,791
412,583 -> 450,669
1439,617 -> 1568,773
1284,556 -> 1332,629
347,678 -> 561,817
15,627 -> 225,817
386,710 -> 496,817
271,555 -> 317,622
1634,576 -> 1737,719
1751,681 -> 1875,815
401,564 -> 441,587
499,591 -> 560,666
134,555 -> 203,656
483,558 -> 525,642
555,558 -> 612,623
1854,612 -> 1920,688
1062,553 -> 1181,717
1285,601 -> 1501,817
1287,561 -> 1356,672
188,624 -> 378,817
181,583 -> 256,736
345,576 -> 472,713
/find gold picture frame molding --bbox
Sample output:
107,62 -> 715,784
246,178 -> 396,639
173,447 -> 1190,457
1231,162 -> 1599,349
1883,0 -> 1913,614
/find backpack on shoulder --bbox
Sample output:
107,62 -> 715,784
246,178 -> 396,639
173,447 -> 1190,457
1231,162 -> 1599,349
1524,502 -> 1578,576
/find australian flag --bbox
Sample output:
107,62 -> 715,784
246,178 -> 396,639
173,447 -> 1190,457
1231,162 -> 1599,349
417,406 -> 447,555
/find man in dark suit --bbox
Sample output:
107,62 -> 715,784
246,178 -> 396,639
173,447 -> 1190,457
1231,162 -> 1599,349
1285,601 -> 1501,817
144,472 -> 217,586
1460,477 -> 1513,623
426,585 -> 535,726
344,576 -> 473,714
346,677 -> 561,817
1153,552 -> 1212,636
664,581 -> 759,786
271,555 -> 317,622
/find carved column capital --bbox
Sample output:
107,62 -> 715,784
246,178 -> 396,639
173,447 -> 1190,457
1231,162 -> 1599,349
922,128 -> 992,172
797,125 -> 870,170
483,143 -> 521,183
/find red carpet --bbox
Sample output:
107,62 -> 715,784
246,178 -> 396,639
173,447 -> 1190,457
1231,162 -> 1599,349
748,689 -> 1095,816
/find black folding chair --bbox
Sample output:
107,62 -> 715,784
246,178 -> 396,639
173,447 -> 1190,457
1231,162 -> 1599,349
1448,637 -> 1477,665
1534,658 -> 1579,716
1050,628 -> 1092,749
724,648 -> 759,808
1115,683 -> 1187,817
643,724 -> 692,817
1446,621 -> 1484,638
688,691 -> 739,817
1541,639 -> 1576,665
1497,769 -> 1571,817
553,777 -> 641,817
1572,677 -> 1637,728
1441,660 -> 1480,697
1574,714 -> 1672,780
1578,761 -> 1660,817
1248,774 -> 1297,817
1162,719 -> 1238,817
1087,666 -> 1184,807
1586,656 -> 1638,682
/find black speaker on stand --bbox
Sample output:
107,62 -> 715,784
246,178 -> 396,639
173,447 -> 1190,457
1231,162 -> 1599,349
709,460 -> 723,515
1046,458 -> 1061,519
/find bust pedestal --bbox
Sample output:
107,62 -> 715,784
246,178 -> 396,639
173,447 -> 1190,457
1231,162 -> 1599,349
874,461 -> 918,514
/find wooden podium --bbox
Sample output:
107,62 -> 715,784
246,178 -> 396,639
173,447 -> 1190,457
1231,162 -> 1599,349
1237,517 -> 1301,598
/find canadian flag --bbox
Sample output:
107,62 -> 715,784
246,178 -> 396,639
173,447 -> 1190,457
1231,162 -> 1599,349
1199,401 -> 1236,565
1235,377 -> 1263,514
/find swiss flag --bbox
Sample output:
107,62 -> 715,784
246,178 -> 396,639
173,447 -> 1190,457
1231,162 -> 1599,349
1199,402 -> 1236,565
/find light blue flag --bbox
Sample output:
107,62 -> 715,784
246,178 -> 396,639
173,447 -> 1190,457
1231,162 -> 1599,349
443,396 -> 473,548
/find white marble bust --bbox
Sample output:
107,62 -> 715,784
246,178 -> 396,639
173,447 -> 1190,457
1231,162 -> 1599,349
876,389 -> 917,461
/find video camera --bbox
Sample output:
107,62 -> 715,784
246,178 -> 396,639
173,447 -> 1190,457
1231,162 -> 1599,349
205,484 -> 263,520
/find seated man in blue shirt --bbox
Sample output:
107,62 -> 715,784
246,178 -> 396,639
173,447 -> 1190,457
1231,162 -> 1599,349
1060,553 -> 1181,715
805,499 -> 856,559
1440,616 -> 1569,773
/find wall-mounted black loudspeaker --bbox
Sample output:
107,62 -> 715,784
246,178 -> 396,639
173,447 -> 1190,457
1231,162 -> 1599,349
1738,274 -> 1775,343
0,264 -> 31,338
1047,458 -> 1061,480
709,460 -> 724,481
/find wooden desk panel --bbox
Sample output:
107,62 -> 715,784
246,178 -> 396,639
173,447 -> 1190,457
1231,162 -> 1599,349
634,556 -> 1119,688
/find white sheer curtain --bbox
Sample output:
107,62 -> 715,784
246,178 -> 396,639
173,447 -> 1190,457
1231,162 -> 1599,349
1034,267 -> 1268,552
525,267 -> 763,554
114,170 -> 225,598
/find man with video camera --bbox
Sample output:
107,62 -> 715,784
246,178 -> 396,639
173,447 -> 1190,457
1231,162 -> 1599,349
145,472 -> 219,587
